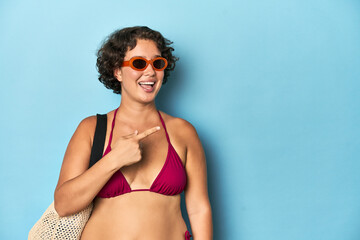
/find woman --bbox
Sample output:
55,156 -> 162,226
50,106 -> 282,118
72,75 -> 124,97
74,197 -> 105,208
54,26 -> 212,240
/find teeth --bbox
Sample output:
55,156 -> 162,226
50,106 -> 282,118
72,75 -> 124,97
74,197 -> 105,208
139,82 -> 155,85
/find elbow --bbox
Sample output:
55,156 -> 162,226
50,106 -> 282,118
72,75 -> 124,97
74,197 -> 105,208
54,196 -> 67,217
54,207 -> 67,218
188,204 -> 212,218
54,189 -> 92,217
54,190 -> 71,217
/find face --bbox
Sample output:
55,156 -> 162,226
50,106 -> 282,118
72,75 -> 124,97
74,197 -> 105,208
114,39 -> 164,103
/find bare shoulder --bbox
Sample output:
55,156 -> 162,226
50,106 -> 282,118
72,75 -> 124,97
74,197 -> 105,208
79,115 -> 97,128
159,111 -> 200,143
78,115 -> 97,133
72,115 -> 98,144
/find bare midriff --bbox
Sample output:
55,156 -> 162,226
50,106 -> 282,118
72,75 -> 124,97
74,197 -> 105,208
80,191 -> 187,240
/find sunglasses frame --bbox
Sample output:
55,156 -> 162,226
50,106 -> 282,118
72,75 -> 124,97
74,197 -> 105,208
122,57 -> 168,71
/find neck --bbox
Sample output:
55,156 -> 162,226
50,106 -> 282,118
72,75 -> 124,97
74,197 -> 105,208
117,96 -> 158,124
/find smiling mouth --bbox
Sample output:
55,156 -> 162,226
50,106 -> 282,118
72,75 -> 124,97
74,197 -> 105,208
138,81 -> 155,87
138,81 -> 156,92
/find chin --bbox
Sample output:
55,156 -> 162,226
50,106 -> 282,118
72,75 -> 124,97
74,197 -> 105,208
138,93 -> 157,103
139,87 -> 161,102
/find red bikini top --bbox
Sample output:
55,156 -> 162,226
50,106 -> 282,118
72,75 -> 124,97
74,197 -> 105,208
96,108 -> 187,198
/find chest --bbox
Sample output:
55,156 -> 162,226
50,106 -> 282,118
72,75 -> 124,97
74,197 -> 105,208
103,124 -> 186,189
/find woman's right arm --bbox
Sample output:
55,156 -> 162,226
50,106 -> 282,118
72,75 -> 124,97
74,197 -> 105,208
54,116 -> 119,217
53,116 -> 160,217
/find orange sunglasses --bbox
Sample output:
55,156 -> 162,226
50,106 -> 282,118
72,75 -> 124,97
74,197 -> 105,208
122,57 -> 168,71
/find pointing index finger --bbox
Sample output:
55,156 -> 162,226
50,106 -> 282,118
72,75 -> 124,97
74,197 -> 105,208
135,126 -> 161,140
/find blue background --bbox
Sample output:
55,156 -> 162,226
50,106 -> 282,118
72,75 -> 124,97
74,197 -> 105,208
1,0 -> 360,239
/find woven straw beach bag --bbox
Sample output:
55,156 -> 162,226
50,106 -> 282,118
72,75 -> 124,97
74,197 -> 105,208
28,201 -> 93,240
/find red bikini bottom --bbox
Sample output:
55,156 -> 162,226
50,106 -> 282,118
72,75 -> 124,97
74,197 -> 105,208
185,230 -> 192,240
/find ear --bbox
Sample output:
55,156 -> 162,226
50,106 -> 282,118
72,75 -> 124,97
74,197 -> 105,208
114,68 -> 122,82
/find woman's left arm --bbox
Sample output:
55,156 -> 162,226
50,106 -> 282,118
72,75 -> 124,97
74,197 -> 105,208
183,121 -> 213,240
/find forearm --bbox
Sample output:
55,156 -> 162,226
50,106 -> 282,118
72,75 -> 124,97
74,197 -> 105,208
54,152 -> 118,217
188,207 -> 213,240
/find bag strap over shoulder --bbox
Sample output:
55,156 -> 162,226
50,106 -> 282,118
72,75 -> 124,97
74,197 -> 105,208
89,114 -> 107,168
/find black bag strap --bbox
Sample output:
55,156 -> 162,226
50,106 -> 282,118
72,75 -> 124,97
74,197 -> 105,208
89,114 -> 107,168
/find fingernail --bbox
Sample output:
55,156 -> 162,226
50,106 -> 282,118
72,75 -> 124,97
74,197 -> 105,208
135,130 -> 138,134
156,126 -> 160,130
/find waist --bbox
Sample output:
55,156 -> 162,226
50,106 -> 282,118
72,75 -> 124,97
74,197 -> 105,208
81,192 -> 186,240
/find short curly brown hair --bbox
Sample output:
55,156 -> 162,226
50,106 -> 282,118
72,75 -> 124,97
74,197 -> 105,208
96,26 -> 178,94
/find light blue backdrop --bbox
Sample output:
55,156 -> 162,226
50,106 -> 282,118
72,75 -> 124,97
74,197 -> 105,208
1,0 -> 359,239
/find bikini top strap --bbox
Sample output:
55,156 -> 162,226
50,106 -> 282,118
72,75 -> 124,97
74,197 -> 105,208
108,108 -> 119,146
157,111 -> 170,143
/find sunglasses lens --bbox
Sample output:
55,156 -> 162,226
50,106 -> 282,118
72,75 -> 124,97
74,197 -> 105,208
132,59 -> 147,70
153,59 -> 166,70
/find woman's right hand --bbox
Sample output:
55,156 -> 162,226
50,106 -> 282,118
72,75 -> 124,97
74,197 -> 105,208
110,126 -> 160,168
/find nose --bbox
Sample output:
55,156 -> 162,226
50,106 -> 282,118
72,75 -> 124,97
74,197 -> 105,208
143,62 -> 156,76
